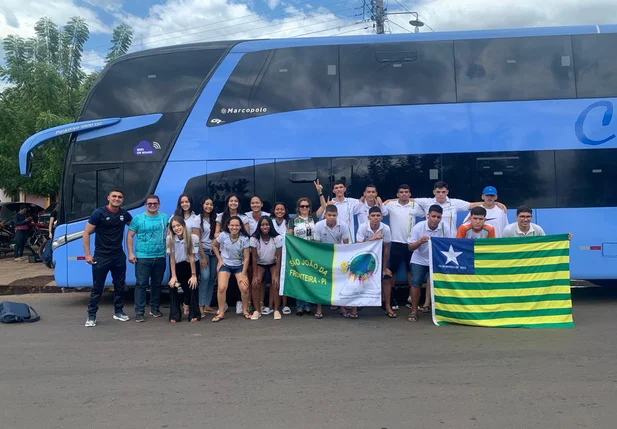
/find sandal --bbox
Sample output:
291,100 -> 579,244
385,311 -> 398,318
183,304 -> 190,316
243,313 -> 252,320
212,315 -> 224,323
418,305 -> 431,313
349,313 -> 359,319
296,309 -> 304,317
407,313 -> 419,322
340,312 -> 351,318
314,313 -> 324,319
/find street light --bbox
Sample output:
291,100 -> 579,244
387,10 -> 425,33
408,12 -> 425,33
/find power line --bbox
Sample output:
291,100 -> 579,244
81,0 -> 359,61
387,19 -> 411,33
292,20 -> 369,38
86,0 -> 353,53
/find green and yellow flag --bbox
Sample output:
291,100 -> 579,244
429,234 -> 574,328
280,234 -> 383,307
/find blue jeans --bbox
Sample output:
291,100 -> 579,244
198,252 -> 217,306
134,257 -> 166,315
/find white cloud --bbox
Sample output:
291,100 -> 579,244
266,0 -> 280,9
81,49 -> 107,73
114,0 -> 370,51
0,0 -> 110,42
387,0 -> 617,33
83,0 -> 124,13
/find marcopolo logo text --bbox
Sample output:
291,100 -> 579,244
221,107 -> 267,115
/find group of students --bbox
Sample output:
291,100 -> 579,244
82,179 -> 561,327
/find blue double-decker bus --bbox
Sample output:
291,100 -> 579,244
19,25 -> 617,287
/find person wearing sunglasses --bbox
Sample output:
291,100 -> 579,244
127,195 -> 170,323
287,180 -> 328,316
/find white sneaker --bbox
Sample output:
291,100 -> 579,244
250,311 -> 261,320
84,316 -> 96,327
216,303 -> 229,315
282,306 -> 291,315
235,301 -> 243,314
113,312 -> 130,322
261,306 -> 273,315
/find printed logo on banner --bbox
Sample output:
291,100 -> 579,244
220,107 -> 268,114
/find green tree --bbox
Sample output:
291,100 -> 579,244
0,16 -> 133,199
106,23 -> 133,63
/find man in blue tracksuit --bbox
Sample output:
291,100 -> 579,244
82,189 -> 133,327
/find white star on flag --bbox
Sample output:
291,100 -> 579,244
441,245 -> 463,266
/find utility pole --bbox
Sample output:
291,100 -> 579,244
373,0 -> 385,34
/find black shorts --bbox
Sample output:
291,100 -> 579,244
389,242 -> 412,274
258,263 -> 276,269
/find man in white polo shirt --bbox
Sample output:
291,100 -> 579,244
383,184 -> 425,310
355,184 -> 388,226
329,179 -> 360,243
407,205 -> 446,323
357,206 -> 395,318
415,181 -> 506,238
463,186 -> 508,238
313,205 -> 350,318
502,206 -> 546,237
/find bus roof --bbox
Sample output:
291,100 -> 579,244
232,24 -> 617,52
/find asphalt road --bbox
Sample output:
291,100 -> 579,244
1,289 -> 616,429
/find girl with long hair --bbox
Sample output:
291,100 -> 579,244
270,202 -> 291,314
172,193 -> 200,316
250,216 -> 283,320
211,216 -> 251,322
197,197 -> 218,317
214,194 -> 249,237
167,216 -> 200,323
287,180 -> 328,317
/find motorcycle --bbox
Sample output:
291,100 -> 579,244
0,222 -> 15,257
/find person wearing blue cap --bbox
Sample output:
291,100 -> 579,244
463,186 -> 508,238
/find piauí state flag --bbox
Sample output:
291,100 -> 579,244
280,234 -> 383,307
429,234 -> 574,328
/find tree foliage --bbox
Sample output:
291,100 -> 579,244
0,17 -> 133,198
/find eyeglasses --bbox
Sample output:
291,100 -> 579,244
299,205 -> 310,208
146,202 -> 159,206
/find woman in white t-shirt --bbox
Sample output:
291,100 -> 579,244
245,196 -> 270,235
214,194 -> 250,237
212,216 -> 250,322
270,202 -> 291,314
167,216 -> 200,323
172,193 -> 199,235
197,197 -> 218,317
250,216 -> 284,320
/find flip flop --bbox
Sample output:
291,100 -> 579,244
407,313 -> 419,323
243,313 -> 252,320
385,311 -> 398,318
212,315 -> 224,323
340,312 -> 351,318
314,313 -> 324,319
349,313 -> 359,319
418,305 -> 431,313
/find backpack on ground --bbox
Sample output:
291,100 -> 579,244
0,301 -> 41,323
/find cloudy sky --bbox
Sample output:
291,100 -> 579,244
1,0 -> 617,73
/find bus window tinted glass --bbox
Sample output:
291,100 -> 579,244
340,41 -> 456,107
573,34 -> 617,98
556,149 -> 617,207
442,151 -> 556,208
455,36 -> 575,102
83,49 -> 224,119
71,171 -> 96,219
209,46 -> 339,126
